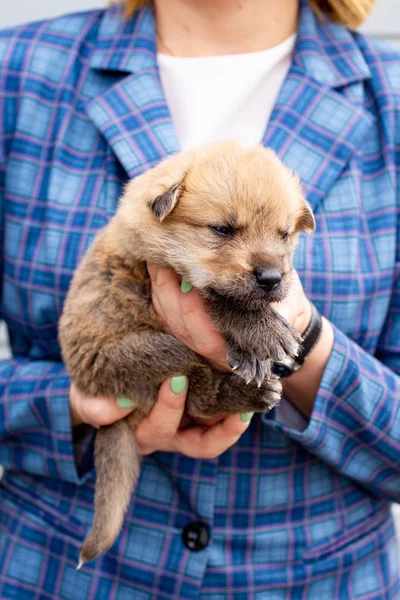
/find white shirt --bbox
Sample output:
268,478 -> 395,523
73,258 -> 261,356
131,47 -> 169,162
157,34 -> 296,151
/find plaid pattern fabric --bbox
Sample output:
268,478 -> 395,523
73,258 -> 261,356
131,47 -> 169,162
0,1 -> 400,597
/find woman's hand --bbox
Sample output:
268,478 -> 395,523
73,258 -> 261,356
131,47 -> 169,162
148,263 -> 334,419
69,379 -> 252,459
148,264 -> 312,366
135,376 -> 253,458
69,383 -> 138,428
148,263 -> 230,371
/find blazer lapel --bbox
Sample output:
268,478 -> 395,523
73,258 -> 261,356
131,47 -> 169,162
86,1 -> 374,210
85,6 -> 179,179
263,0 -> 374,213
86,71 -> 180,178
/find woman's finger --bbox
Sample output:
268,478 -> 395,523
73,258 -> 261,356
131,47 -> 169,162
135,375 -> 188,454
179,288 -> 229,368
70,384 -> 136,428
151,284 -> 166,324
146,262 -> 159,281
170,412 -> 253,459
153,267 -> 193,343
148,264 -> 228,368
148,263 -> 166,322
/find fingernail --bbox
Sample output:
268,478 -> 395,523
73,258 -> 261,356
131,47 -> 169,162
116,397 -> 136,409
241,412 -> 254,423
181,281 -> 193,294
170,375 -> 188,395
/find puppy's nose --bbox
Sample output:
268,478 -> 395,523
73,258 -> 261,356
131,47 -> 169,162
255,268 -> 282,291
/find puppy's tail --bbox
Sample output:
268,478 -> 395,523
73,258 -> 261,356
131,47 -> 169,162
78,420 -> 140,568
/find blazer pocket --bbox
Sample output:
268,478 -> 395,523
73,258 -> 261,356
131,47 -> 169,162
302,511 -> 391,564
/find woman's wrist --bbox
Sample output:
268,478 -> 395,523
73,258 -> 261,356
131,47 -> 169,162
282,316 -> 334,419
294,296 -> 313,336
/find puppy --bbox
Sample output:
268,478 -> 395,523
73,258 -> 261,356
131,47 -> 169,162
58,140 -> 315,567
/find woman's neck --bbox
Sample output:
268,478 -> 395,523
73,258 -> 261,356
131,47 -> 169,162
154,0 -> 298,57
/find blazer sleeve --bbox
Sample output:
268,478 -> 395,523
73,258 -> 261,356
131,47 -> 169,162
0,357 -> 94,483
0,26 -> 94,484
270,164 -> 400,501
276,320 -> 400,501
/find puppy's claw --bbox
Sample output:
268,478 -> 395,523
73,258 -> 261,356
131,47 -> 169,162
227,344 -> 270,386
227,358 -> 239,371
76,559 -> 84,571
261,378 -> 283,410
255,359 -> 266,388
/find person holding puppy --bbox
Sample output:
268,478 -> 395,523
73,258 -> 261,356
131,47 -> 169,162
0,0 -> 399,598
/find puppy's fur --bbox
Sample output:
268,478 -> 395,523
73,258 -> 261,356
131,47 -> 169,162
58,141 -> 315,566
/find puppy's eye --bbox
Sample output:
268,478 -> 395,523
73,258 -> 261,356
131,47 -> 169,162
282,231 -> 290,242
211,225 -> 235,237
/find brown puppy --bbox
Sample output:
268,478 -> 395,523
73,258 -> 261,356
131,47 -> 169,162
58,140 -> 315,567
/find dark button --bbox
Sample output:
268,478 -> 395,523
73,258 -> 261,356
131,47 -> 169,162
182,521 -> 210,551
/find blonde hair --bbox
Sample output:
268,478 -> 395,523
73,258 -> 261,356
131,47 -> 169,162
123,0 -> 375,29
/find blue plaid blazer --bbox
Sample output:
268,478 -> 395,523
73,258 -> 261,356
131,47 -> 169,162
1,2 -> 400,598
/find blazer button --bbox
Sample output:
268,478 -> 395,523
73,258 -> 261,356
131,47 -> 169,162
182,521 -> 210,551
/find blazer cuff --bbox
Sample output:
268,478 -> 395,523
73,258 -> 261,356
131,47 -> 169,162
262,323 -> 352,446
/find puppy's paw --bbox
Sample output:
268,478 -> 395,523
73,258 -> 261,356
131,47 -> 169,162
186,364 -> 222,418
258,376 -> 283,410
228,311 -> 302,364
262,313 -> 302,363
227,343 -> 271,386
216,372 -> 282,414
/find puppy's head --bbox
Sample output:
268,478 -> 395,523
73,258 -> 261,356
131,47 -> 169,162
117,141 -> 315,309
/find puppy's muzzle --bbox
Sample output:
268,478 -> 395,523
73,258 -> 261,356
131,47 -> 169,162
255,268 -> 282,292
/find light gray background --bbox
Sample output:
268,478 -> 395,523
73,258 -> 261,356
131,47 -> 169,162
1,0 -> 400,530
1,0 -> 400,42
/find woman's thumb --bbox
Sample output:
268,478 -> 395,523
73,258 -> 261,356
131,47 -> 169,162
71,384 -> 136,428
87,396 -> 136,428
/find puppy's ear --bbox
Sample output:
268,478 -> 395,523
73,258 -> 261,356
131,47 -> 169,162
291,174 -> 315,233
296,200 -> 316,233
147,183 -> 184,222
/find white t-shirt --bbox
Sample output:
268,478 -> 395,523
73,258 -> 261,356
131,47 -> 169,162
157,34 -> 296,151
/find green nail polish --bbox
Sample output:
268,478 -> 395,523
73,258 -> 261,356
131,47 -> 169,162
181,281 -> 193,294
170,375 -> 188,395
241,412 -> 254,423
116,397 -> 136,409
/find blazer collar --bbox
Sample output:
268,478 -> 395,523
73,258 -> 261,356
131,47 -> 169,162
89,0 -> 371,87
89,5 -> 158,74
292,0 -> 371,87
86,1 -> 373,212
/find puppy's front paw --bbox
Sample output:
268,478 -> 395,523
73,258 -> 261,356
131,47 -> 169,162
259,377 -> 283,410
227,343 -> 271,386
186,364 -> 220,418
272,319 -> 301,361
264,313 -> 302,363
227,310 -> 302,364
216,372 -> 282,414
